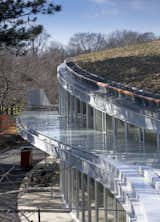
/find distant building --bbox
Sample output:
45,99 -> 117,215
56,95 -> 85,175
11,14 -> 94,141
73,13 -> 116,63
17,60 -> 160,222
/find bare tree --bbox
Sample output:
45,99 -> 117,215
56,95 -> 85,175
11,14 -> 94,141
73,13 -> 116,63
0,52 -> 23,114
28,30 -> 50,56
0,41 -> 66,114
68,32 -> 107,55
107,30 -> 156,48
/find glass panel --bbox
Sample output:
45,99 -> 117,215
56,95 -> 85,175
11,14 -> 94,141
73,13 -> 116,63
107,191 -> 115,222
97,182 -> 104,222
116,200 -> 126,222
106,114 -> 113,151
95,110 -> 102,131
79,172 -> 82,222
91,178 -> 95,222
84,174 -> 88,222
145,129 -> 157,153
115,119 -> 125,152
88,105 -> 94,129
127,123 -> 141,152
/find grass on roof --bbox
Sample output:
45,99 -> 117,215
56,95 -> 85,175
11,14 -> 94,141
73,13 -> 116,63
74,40 -> 160,93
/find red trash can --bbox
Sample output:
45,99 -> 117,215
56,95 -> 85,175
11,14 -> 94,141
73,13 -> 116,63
21,147 -> 32,170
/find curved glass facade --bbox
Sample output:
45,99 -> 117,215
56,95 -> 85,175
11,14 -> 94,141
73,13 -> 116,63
17,61 -> 160,222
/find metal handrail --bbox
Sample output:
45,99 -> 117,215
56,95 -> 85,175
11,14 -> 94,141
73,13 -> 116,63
65,60 -> 160,107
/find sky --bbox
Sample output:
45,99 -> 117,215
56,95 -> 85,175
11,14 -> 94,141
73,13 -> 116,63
38,0 -> 160,45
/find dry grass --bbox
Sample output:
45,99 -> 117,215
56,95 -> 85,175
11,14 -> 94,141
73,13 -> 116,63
74,40 -> 160,93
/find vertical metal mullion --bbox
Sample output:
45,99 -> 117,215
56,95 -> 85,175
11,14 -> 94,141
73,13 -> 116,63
157,134 -> 160,153
87,176 -> 91,222
95,180 -> 98,222
93,108 -> 96,130
102,113 -> 107,150
69,165 -> 72,208
142,128 -> 145,153
81,172 -> 85,222
125,122 -> 128,153
76,171 -> 80,219
86,103 -> 89,128
58,84 -> 61,115
114,199 -> 118,222
112,117 -> 116,152
104,187 -> 108,222
80,101 -> 83,127
74,96 -> 77,118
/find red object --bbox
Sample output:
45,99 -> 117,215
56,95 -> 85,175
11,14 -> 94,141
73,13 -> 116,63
21,148 -> 32,169
0,115 -> 9,131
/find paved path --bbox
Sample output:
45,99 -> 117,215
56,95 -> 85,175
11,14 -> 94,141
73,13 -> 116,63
0,146 -> 45,222
18,157 -> 74,222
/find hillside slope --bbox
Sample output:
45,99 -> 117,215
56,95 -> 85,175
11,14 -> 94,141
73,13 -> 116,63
74,40 -> 160,93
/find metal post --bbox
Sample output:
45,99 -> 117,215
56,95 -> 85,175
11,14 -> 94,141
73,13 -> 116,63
75,170 -> 79,218
95,180 -> 98,222
69,165 -> 72,208
112,117 -> 116,151
72,168 -> 75,212
62,87 -> 66,115
81,172 -> 85,222
80,101 -> 83,126
102,112 -> 107,150
93,108 -> 96,130
58,84 -> 61,115
142,128 -> 145,153
68,160 -> 71,208
86,103 -> 89,128
87,176 -> 91,222
66,91 -> 69,118
125,122 -> 128,153
60,161 -> 62,190
114,199 -> 118,222
70,94 -> 73,118
157,134 -> 160,152
104,187 -> 108,222
102,112 -> 106,132
51,160 -> 54,199
63,162 -> 66,201
38,208 -> 41,222
74,96 -> 78,118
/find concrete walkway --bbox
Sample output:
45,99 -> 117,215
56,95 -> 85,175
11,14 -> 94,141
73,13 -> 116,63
18,157 -> 74,222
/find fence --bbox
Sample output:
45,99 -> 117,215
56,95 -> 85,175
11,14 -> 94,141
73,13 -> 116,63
0,106 -> 23,115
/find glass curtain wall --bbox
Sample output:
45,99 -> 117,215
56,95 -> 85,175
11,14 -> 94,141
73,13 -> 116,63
61,163 -> 126,222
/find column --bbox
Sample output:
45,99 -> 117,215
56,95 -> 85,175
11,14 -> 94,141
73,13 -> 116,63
124,122 -> 128,153
93,108 -> 96,130
87,176 -> 91,222
80,101 -> 83,127
58,84 -> 61,115
104,187 -> 108,222
95,180 -> 98,222
139,128 -> 145,153
114,199 -> 118,222
81,172 -> 85,222
102,112 -> 106,132
112,117 -> 116,152
102,112 -> 107,150
74,96 -> 78,118
59,161 -> 62,191
157,134 -> 160,152
68,165 -> 72,208
86,103 -> 89,128
70,94 -> 73,118
76,170 -> 80,219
